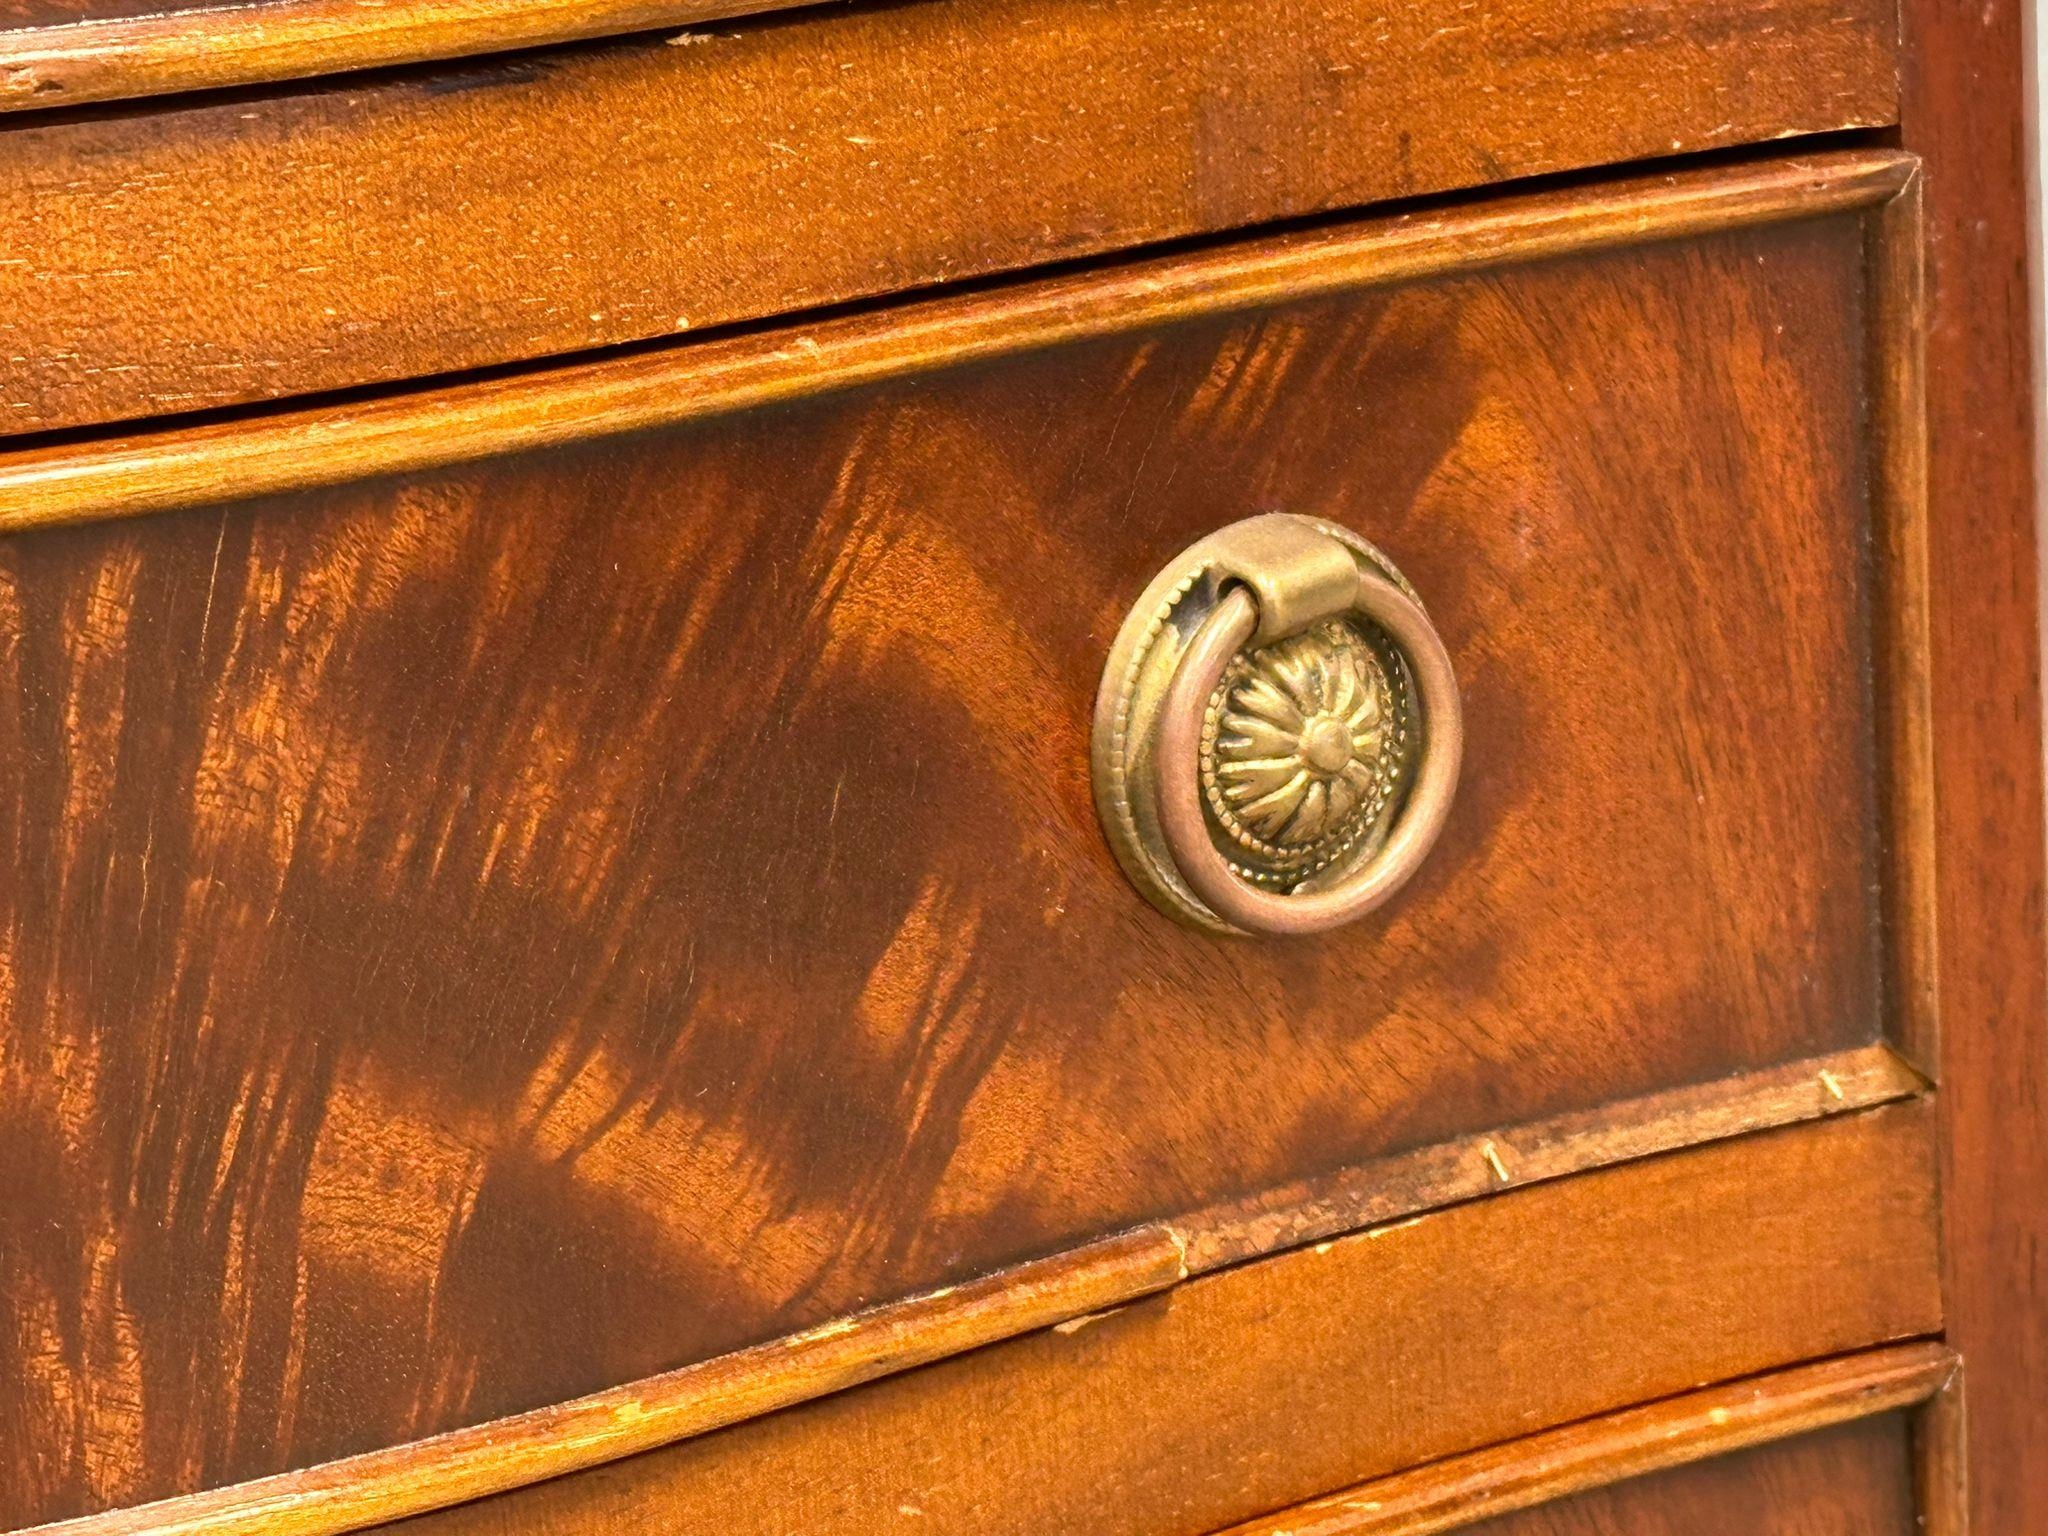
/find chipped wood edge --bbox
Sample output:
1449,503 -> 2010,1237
1213,1342 -> 1959,1536
0,148 -> 1919,536
1178,1042 -> 1926,1272
14,1226 -> 1187,1536
0,0 -> 820,112
1867,164 -> 1943,1080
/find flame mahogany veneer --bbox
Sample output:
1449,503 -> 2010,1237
2,0 -> 2043,1531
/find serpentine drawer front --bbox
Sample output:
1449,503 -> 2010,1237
0,143 -> 1944,1535
0,0 -> 1897,433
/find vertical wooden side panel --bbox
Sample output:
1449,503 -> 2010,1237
1900,0 -> 2048,1527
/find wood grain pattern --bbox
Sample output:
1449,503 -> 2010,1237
358,1105 -> 1943,1536
0,0 -> 1901,435
0,200 -> 1925,1523
0,151 -> 1917,535
1863,169 -> 1939,1080
1898,0 -> 2048,1525
1218,1343 -> 1952,1536
8,1227 -> 1184,1536
26,1106 -> 1938,1536
1912,1357 -> 1967,1536
0,1053 -> 1920,1536
1452,1416 -> 1921,1536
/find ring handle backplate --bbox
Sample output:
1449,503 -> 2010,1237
1091,513 -> 1462,936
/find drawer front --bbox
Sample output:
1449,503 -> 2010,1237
1457,1417 -> 1922,1536
0,153 -> 1929,1523
0,0 -> 1898,435
277,1110 -> 1949,1536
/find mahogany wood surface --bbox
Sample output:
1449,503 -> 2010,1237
1452,1416 -> 1920,1536
18,1106 -> 1929,1536
0,191 -> 1930,1523
1179,1042 -> 1920,1272
1897,0 -> 2048,1526
1,1056 -> 1916,1536
1218,1343 -> 1953,1536
0,0 -> 1905,118
0,0 -> 2038,1524
0,198 -> 1927,1521
12,1228 -> 1187,1536
0,2 -> 808,110
360,1105 -> 1941,1536
1911,1361 -> 1968,1536
0,0 -> 1900,436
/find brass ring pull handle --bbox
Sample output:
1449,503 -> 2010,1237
1092,514 -> 1462,935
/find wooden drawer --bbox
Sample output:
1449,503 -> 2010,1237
0,0 -> 1900,435
1228,1394 -> 1936,1536
14,1106 -> 1948,1536
1451,1417 -> 1924,1536
0,150 -> 1933,1529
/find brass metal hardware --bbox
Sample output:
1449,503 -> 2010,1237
1092,514 -> 1462,935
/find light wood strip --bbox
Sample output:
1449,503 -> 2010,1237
0,1 -> 800,110
1182,1043 -> 1924,1269
15,1227 -> 1185,1536
0,149 -> 1916,535
1217,1342 -> 1957,1536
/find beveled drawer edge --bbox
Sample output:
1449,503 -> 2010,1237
0,149 -> 1916,537
1211,1341 -> 1959,1536
1182,1043 -> 1925,1272
1865,161 -> 1940,1082
0,0 -> 806,113
13,1048 -> 1924,1536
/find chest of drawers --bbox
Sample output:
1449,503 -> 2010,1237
0,3 -> 2041,1533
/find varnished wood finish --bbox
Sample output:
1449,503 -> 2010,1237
0,1055 -> 1920,1536
0,0 -> 1901,435
1218,1344 -> 1952,1536
353,1107 -> 1939,1536
1452,1416 -> 1920,1536
0,0 -> 2038,1520
0,191 -> 1931,1521
0,1 -> 798,110
1183,1042 -> 1920,1270
0,151 -> 1916,534
1898,0 -> 2048,1524
1912,1358 -> 1968,1536
0,175 -> 1935,1522
1864,168 -> 1939,1079
8,1229 -> 1183,1536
